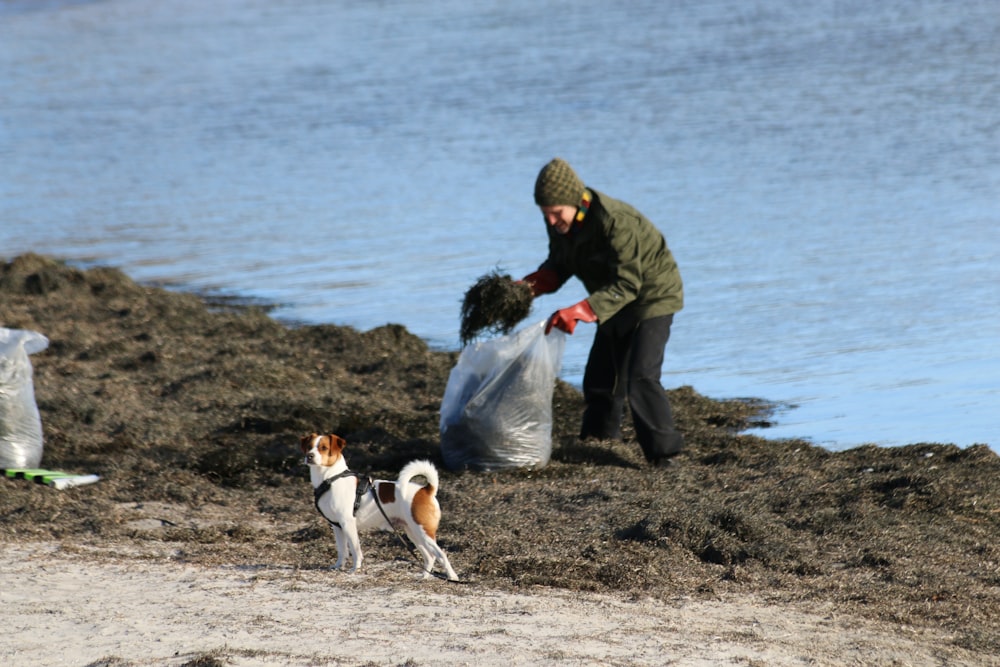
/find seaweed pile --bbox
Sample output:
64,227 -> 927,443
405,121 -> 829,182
459,270 -> 533,345
1,253 -> 998,658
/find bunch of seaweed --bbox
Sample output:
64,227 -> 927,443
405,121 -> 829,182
459,270 -> 533,345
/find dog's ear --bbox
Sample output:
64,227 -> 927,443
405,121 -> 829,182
299,433 -> 316,452
330,434 -> 346,452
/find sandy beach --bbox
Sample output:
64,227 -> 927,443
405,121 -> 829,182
3,542 -> 991,667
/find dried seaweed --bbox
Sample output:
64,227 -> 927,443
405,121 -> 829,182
459,270 -> 533,345
3,254 -> 1000,657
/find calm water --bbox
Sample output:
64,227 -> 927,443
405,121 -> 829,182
2,0 -> 998,450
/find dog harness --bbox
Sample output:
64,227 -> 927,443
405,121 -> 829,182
313,470 -> 371,529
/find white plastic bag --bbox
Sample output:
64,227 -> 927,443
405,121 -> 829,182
0,328 -> 49,469
440,320 -> 565,471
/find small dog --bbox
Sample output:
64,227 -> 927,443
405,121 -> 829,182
300,433 -> 459,581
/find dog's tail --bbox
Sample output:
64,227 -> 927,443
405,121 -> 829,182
397,460 -> 440,497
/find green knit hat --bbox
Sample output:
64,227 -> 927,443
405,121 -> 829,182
534,157 -> 585,207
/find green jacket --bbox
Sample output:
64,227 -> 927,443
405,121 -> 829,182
539,189 -> 683,327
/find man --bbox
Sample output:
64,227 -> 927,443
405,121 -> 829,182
521,157 -> 685,466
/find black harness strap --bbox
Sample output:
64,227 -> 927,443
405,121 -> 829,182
313,470 -> 371,529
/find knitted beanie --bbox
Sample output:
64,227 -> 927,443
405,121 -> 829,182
534,158 -> 585,207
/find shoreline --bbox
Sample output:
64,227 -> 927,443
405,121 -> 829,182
11,253 -> 992,452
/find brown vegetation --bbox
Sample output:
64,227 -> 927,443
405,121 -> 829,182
459,270 -> 533,345
1,254 -> 998,657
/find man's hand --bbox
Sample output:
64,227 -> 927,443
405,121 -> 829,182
546,299 -> 597,335
520,268 -> 560,297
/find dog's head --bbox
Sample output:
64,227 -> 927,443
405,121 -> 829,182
300,433 -> 346,468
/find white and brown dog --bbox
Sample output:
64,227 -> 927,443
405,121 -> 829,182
300,433 -> 459,581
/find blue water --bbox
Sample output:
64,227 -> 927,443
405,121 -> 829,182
2,0 -> 997,451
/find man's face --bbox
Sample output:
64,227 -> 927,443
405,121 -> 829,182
540,205 -> 577,235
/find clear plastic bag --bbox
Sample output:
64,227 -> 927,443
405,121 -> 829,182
440,320 -> 565,471
0,328 -> 49,469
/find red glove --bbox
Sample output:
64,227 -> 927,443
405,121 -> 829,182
546,300 -> 597,335
520,268 -> 560,297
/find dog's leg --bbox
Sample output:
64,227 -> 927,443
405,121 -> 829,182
405,526 -> 459,581
331,524 -> 348,571
343,520 -> 363,574
429,540 -> 459,581
413,542 -> 436,580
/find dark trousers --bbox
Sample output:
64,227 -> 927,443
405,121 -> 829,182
580,313 -> 684,462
